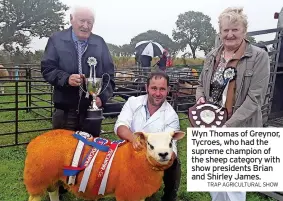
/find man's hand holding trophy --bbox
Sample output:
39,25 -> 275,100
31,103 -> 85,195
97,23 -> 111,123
78,57 -> 110,137
68,74 -> 85,87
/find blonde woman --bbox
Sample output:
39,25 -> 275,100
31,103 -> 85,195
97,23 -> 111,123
196,7 -> 270,201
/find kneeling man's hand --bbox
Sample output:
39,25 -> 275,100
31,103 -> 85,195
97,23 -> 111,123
133,136 -> 143,151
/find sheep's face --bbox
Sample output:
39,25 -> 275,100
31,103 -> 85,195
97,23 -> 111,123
134,131 -> 185,166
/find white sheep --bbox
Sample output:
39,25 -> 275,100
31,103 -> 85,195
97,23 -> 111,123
0,65 -> 9,94
178,80 -> 197,96
23,129 -> 185,201
115,71 -> 135,82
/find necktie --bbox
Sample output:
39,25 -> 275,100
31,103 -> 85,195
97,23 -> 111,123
77,41 -> 84,97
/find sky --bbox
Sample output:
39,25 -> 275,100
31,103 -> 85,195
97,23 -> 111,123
29,0 -> 283,56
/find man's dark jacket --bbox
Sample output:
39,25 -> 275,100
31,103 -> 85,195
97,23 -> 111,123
41,27 -> 115,111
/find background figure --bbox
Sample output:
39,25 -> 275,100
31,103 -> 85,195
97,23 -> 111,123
166,55 -> 173,67
157,50 -> 168,71
139,46 -> 153,69
139,54 -> 152,81
114,71 -> 182,201
195,7 -> 270,201
134,51 -> 140,66
140,55 -> 152,67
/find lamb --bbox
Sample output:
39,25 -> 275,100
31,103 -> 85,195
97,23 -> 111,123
115,71 -> 143,101
178,80 -> 197,96
23,129 -> 185,201
115,71 -> 135,82
0,65 -> 9,94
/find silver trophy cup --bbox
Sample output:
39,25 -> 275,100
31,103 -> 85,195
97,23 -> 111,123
83,73 -> 110,137
86,77 -> 103,111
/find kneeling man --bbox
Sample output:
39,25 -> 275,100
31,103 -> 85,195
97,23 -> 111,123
114,71 -> 182,201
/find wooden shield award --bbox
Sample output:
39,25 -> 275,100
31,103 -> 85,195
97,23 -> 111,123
188,67 -> 237,128
188,103 -> 228,128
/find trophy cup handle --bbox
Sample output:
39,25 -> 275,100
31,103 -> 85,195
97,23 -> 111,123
98,73 -> 111,95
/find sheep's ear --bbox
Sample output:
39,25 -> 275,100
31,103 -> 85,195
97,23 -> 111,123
170,131 -> 185,141
133,131 -> 148,144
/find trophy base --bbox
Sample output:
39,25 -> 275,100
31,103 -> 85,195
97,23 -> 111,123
82,109 -> 105,137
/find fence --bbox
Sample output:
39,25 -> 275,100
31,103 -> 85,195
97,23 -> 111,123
1,28 -> 283,148
247,27 -> 283,201
1,26 -> 283,146
0,64 -> 54,148
0,64 -> 199,148
247,28 -> 283,126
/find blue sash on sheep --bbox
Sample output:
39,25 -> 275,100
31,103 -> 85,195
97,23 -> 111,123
63,131 -> 126,195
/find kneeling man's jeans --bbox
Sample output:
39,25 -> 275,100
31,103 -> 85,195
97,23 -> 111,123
162,157 -> 181,201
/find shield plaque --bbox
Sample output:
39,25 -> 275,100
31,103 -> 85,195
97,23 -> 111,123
188,103 -> 228,128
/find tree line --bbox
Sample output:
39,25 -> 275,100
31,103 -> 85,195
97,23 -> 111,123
0,0 -> 257,64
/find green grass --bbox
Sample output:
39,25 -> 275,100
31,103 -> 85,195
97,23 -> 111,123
0,85 -> 276,201
0,82 -> 53,146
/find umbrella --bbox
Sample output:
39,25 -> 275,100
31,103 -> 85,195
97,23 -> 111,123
135,40 -> 165,58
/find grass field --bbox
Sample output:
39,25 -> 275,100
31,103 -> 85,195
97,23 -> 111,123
0,83 -> 276,201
